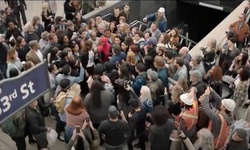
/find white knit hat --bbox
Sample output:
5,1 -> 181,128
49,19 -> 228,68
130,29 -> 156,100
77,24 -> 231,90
222,99 -> 236,112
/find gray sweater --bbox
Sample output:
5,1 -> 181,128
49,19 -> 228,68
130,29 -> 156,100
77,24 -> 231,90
201,91 -> 233,138
84,90 -> 115,124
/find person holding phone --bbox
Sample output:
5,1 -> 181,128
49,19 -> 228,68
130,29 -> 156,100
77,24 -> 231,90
67,119 -> 100,150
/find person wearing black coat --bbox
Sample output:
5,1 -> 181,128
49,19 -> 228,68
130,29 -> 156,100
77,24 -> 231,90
25,100 -> 51,150
0,40 -> 8,78
64,0 -> 77,21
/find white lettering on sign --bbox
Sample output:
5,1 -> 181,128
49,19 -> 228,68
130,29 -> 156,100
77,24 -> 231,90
20,81 -> 35,100
0,81 -> 36,116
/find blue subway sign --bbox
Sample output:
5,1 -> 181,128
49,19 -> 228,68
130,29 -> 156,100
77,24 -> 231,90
0,62 -> 50,123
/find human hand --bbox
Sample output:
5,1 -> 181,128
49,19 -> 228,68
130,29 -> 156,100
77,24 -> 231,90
179,131 -> 186,138
46,127 -> 51,132
143,18 -> 147,22
82,120 -> 88,129
128,112 -> 132,118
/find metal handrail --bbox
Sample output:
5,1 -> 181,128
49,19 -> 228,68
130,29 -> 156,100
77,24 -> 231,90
179,34 -> 197,49
102,13 -> 112,20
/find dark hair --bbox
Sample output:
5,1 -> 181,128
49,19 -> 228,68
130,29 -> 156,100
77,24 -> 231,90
61,64 -> 71,75
9,68 -> 19,78
143,55 -> 154,70
16,36 -> 24,48
119,64 -> 130,78
103,62 -> 113,72
238,51 -> 249,66
134,31 -> 144,38
144,31 -> 152,37
175,57 -> 184,67
124,36 -> 134,45
49,47 -> 59,63
164,50 -> 174,59
136,63 -> 146,73
46,23 -> 54,32
90,80 -> 105,108
152,106 -> 170,126
48,63 -> 55,72
239,67 -> 249,81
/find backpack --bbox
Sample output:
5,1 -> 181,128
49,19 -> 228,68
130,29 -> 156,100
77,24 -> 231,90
54,90 -> 68,113
1,110 -> 26,137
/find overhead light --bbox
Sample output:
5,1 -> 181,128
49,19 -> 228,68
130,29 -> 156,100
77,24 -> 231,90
199,2 -> 224,11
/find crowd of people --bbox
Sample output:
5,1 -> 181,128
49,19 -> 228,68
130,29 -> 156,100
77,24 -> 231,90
1,0 -> 250,150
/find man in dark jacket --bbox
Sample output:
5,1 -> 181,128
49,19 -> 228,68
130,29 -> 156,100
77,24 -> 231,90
226,128 -> 248,150
5,0 -> 27,29
132,63 -> 147,96
0,37 -> 8,79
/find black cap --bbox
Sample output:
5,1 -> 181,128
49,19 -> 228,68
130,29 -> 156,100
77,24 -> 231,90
60,78 -> 71,90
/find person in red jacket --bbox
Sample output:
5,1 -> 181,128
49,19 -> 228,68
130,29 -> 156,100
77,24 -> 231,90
98,37 -> 111,63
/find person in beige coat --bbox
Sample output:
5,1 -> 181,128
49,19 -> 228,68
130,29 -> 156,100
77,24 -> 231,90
26,40 -> 44,65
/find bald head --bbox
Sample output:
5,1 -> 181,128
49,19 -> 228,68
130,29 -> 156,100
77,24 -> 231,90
179,47 -> 189,56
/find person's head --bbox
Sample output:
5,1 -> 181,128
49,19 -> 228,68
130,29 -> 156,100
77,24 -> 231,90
140,86 -> 152,101
237,51 -> 249,65
98,23 -> 106,34
108,105 -> 119,120
71,42 -> 79,53
16,36 -> 26,48
121,41 -> 129,51
220,99 -> 236,114
156,43 -> 165,56
134,31 -> 144,41
129,98 -> 140,109
78,28 -> 88,40
104,28 -> 111,38
144,31 -> 152,40
125,36 -> 134,46
32,16 -> 41,26
171,85 -> 184,103
114,35 -> 121,45
109,21 -> 116,30
238,13 -> 246,22
8,21 -> 16,30
41,31 -> 49,41
7,48 -> 18,62
75,12 -> 82,20
5,7 -> 12,15
61,48 -> 72,59
46,23 -> 55,33
129,44 -> 138,54
238,67 -> 249,81
194,129 -> 214,150
232,128 -> 247,142
119,16 -> 126,24
164,50 -> 174,61
131,27 -> 139,36
124,3 -> 130,12
147,69 -> 158,82
157,7 -> 165,17
61,64 -> 71,75
23,22 -> 35,32
95,15 -> 103,25
103,62 -> 114,72
24,61 -> 34,71
118,63 -> 130,77
150,22 -> 158,31
180,93 -> 194,108
29,100 -> 38,108
126,51 -> 136,65
151,106 -> 171,126
114,7 -> 120,17
174,57 -> 184,68
48,63 -> 57,73
94,63 -> 104,76
189,70 -> 202,83
48,33 -> 58,43
83,40 -> 93,53
29,40 -> 40,50
227,37 -> 236,46
191,55 -> 203,66
146,37 -> 157,48
66,96 -> 85,115
179,47 -> 189,57
207,38 -> 217,50
90,31 -> 97,41
9,68 -> 19,78
135,63 -> 146,74
154,56 -> 165,69
59,78 -> 71,90
170,27 -> 179,37
112,44 -> 121,55
207,65 -> 223,82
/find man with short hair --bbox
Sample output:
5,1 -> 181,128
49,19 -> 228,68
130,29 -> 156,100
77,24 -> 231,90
190,55 -> 206,78
143,7 -> 167,32
110,7 -> 121,25
120,4 -> 130,23
42,33 -> 58,58
229,13 -> 249,50
98,105 -> 129,150
173,57 -> 187,81
133,63 -> 147,96
144,22 -> 162,39
26,40 -> 43,65
109,44 -> 126,64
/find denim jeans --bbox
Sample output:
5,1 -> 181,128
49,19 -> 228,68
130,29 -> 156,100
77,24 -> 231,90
65,126 -> 74,143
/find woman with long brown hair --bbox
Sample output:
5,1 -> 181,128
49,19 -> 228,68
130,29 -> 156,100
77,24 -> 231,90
204,65 -> 223,97
228,51 -> 250,77
65,95 -> 89,143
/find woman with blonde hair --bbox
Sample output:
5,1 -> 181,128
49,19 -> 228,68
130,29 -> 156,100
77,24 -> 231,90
180,128 -> 214,150
139,86 -> 154,113
23,22 -> 40,43
32,16 -> 44,36
6,48 -> 23,78
168,85 -> 184,117
41,1 -> 54,29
